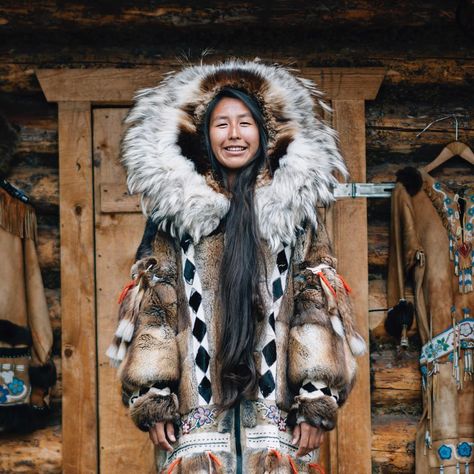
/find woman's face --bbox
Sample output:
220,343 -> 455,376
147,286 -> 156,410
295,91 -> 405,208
209,97 -> 260,171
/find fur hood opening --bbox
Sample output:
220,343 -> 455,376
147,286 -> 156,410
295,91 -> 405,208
122,60 -> 347,250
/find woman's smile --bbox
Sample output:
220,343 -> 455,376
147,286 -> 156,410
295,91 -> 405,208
209,97 -> 260,171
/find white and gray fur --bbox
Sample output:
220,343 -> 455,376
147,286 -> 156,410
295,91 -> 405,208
122,59 -> 347,251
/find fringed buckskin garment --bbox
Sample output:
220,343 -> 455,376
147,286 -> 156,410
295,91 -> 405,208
388,167 -> 474,474
0,187 -> 56,433
107,60 -> 366,474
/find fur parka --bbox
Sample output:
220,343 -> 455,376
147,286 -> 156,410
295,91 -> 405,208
107,60 -> 366,474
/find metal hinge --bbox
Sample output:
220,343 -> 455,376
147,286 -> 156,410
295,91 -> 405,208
335,182 -> 395,198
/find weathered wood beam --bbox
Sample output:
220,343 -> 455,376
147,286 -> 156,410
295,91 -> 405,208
58,101 -> 97,474
331,99 -> 371,473
37,67 -> 385,102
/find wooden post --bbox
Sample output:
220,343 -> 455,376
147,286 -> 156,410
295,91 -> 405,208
58,102 -> 97,474
331,100 -> 371,473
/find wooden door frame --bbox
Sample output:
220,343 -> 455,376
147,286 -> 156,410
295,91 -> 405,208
37,66 -> 384,474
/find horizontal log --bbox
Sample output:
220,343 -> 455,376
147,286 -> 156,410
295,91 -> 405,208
368,160 -> 474,185
0,2 -> 456,30
7,166 -> 59,213
372,414 -> 417,473
37,67 -> 384,102
16,121 -> 57,155
37,225 -> 60,270
367,128 -> 474,154
366,104 -> 474,131
0,54 -> 473,95
371,349 -> 422,410
0,425 -> 62,473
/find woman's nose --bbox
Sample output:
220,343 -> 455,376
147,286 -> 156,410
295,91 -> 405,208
228,123 -> 240,139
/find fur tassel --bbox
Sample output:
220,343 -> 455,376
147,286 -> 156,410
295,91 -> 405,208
334,275 -> 367,356
246,449 -> 293,473
107,276 -> 146,365
286,455 -> 298,474
309,463 -> 326,474
166,458 -> 181,474
161,452 -> 224,474
0,187 -> 37,241
115,318 -> 135,342
330,315 -> 344,337
116,340 -> 127,362
105,343 -> 120,366
348,334 -> 366,356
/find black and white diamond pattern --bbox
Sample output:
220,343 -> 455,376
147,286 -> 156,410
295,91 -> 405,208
300,379 -> 340,405
181,235 -> 213,405
258,243 -> 292,400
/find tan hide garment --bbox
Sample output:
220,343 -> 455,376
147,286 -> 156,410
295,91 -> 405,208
0,186 -> 55,432
388,167 -> 474,474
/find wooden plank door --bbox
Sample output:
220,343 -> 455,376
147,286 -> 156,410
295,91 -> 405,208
38,67 -> 383,473
93,108 -> 155,473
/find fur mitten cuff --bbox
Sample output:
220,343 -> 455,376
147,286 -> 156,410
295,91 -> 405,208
129,388 -> 180,432
288,395 -> 338,431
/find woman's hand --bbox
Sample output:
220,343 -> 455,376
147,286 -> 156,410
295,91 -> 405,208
292,421 -> 325,457
148,421 -> 176,451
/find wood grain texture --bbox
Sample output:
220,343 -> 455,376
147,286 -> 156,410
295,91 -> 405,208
0,425 -> 62,473
372,415 -> 418,473
371,349 -> 422,410
3,59 -> 474,95
93,108 -> 154,473
0,1 -> 456,30
331,100 -> 372,473
100,183 -> 140,213
58,101 -> 97,474
37,67 -> 385,102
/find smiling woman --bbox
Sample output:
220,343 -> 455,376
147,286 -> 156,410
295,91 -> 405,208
209,97 -> 260,174
203,87 -> 269,186
108,60 -> 366,474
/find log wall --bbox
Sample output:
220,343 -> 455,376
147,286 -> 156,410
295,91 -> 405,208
0,1 -> 473,472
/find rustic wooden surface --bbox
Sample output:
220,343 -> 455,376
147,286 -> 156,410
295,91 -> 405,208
39,66 -> 380,473
58,102 -> 97,474
0,1 -> 473,472
93,108 -> 154,473
331,100 -> 371,473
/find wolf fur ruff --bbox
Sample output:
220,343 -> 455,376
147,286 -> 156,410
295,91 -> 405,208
122,60 -> 347,251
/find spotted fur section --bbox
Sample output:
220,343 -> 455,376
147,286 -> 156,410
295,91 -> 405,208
129,391 -> 180,432
245,449 -> 294,473
160,452 -> 227,474
122,60 -> 347,251
289,395 -> 338,431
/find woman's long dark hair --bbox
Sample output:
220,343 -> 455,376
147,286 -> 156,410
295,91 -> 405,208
203,88 -> 269,409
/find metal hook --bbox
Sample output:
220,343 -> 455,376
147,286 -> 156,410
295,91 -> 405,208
416,114 -> 459,140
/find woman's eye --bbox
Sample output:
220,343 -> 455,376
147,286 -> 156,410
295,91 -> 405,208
216,123 -> 227,128
240,122 -> 252,126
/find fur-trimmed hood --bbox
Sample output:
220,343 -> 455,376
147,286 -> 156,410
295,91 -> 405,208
122,60 -> 347,250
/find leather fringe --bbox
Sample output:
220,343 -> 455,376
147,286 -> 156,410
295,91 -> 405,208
0,188 -> 37,241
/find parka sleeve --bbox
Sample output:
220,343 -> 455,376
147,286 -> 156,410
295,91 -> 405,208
288,215 -> 366,431
387,182 -> 424,309
107,219 -> 181,432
